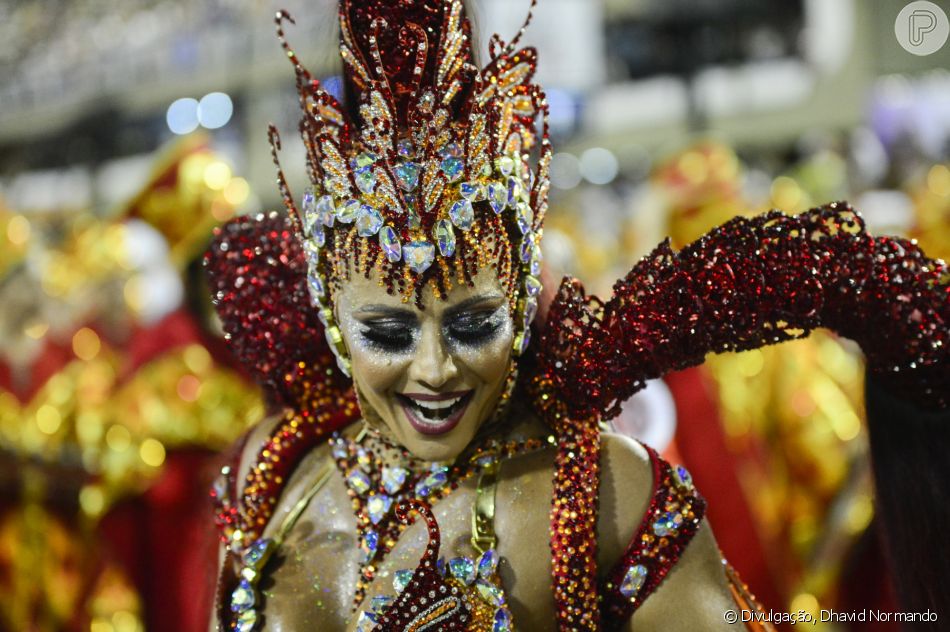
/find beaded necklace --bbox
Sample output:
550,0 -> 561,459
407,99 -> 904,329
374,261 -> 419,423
224,424 -> 550,631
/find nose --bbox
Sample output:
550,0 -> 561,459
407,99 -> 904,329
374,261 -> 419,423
407,326 -> 459,389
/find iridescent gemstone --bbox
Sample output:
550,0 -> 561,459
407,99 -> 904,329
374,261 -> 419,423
493,607 -> 513,632
307,271 -> 325,299
440,142 -> 462,158
460,181 -> 485,201
437,556 -> 447,576
356,447 -> 372,471
515,330 -> 532,355
243,539 -> 273,569
529,245 -> 542,276
495,156 -> 515,176
619,564 -> 648,600
673,465 -> 694,490
393,569 -> 414,594
396,139 -> 414,158
475,579 -> 505,607
507,176 -> 523,205
302,237 -> 320,266
331,439 -> 348,461
434,219 -> 456,257
361,530 -> 379,562
515,201 -> 533,234
519,235 -> 533,263
402,241 -> 436,274
235,608 -> 258,632
346,468 -> 372,495
370,595 -> 394,615
354,166 -> 377,194
230,578 -> 255,612
337,199 -> 361,223
523,296 -> 539,326
379,225 -> 402,262
440,156 -> 464,182
449,199 -> 474,230
414,466 -> 449,497
355,610 -> 378,632
366,494 -> 394,525
313,226 -> 326,247
357,205 -> 384,237
477,549 -> 499,578
652,511 -> 683,537
449,557 -> 476,585
316,194 -> 336,227
394,161 -> 421,192
302,188 -> 319,236
352,152 -> 375,168
524,275 -> 542,297
487,182 -> 507,214
407,209 -> 421,229
381,466 -> 408,495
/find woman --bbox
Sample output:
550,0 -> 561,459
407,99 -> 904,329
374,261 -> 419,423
206,1 -> 948,630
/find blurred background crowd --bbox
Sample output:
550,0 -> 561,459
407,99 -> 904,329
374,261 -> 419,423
1,0 -> 947,631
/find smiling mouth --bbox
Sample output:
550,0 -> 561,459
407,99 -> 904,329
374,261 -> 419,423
397,391 -> 474,435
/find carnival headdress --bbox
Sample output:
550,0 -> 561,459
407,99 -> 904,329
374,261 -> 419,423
268,0 -> 549,376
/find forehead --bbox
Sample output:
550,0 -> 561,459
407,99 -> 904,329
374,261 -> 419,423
335,264 -> 506,314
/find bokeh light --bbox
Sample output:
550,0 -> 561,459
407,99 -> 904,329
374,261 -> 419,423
165,97 -> 200,135
197,92 -> 233,129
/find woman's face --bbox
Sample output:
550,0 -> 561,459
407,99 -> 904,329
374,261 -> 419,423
334,265 -> 514,461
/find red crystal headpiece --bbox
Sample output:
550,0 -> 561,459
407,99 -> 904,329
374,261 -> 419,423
268,0 -> 550,375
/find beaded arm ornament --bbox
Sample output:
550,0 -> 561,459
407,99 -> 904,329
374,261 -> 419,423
205,0 -> 949,629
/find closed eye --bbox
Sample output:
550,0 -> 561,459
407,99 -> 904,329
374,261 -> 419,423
445,307 -> 505,346
359,319 -> 416,352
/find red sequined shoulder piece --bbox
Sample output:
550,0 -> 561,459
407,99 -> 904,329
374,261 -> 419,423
600,445 -> 706,626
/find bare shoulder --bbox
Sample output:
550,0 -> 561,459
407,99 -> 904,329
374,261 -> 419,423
630,519 -> 741,630
596,432 -> 655,574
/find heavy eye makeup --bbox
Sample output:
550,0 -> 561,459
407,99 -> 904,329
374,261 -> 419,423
356,316 -> 417,353
353,303 -> 507,353
444,305 -> 507,348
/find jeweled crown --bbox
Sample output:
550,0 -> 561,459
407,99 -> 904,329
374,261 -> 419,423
267,0 -> 550,375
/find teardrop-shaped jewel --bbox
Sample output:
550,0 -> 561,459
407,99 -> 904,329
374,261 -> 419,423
652,511 -> 683,537
394,161 -> 421,192
302,188 -> 319,236
515,201 -> 533,234
317,194 -> 336,227
488,182 -> 507,214
354,166 -> 377,194
475,579 -> 505,607
460,181 -> 485,201
402,241 -> 436,274
337,199 -> 360,223
619,564 -> 648,599
346,468 -> 372,495
440,142 -> 462,158
414,466 -> 449,496
381,466 -> 408,495
493,607 -> 513,632
235,609 -> 258,632
434,219 -> 456,257
230,578 -> 256,612
507,176 -> 523,205
331,439 -> 349,461
519,235 -> 533,263
495,156 -> 515,177
437,556 -> 447,576
529,244 -> 542,276
366,494 -> 394,525
396,139 -> 414,158
302,239 -> 321,267
379,225 -> 402,262
243,539 -> 273,568
307,271 -> 325,299
355,610 -> 378,632
477,549 -> 499,578
313,226 -> 326,247
514,330 -> 531,355
370,595 -> 394,615
523,296 -> 539,326
360,530 -> 379,563
449,557 -> 477,585
352,152 -> 376,169
673,465 -> 694,490
356,205 -> 384,237
393,569 -> 414,594
449,199 -> 474,230
524,275 -> 542,297
440,156 -> 464,182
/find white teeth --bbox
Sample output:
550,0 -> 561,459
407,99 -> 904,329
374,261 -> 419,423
412,396 -> 462,412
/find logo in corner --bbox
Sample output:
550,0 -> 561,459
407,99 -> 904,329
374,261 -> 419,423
895,1 -> 949,56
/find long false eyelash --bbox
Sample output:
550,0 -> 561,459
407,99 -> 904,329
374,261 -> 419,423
445,307 -> 506,346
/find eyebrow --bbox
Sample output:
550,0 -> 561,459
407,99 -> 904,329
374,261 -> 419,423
354,292 -> 504,317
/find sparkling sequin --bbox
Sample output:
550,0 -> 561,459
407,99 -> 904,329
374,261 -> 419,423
347,468 -> 372,495
379,225 -> 402,262
356,205 -> 384,237
403,241 -> 436,274
230,579 -> 255,612
619,564 -> 648,600
449,199 -> 475,230
414,467 -> 449,497
337,199 -> 361,223
493,607 -> 513,632
394,161 -> 422,191
367,494 -> 394,525
361,531 -> 379,563
441,156 -> 464,181
435,219 -> 456,257
393,569 -> 414,594
477,549 -> 499,578
487,182 -> 507,214
475,579 -> 505,607
381,466 -> 409,495
448,557 -> 476,585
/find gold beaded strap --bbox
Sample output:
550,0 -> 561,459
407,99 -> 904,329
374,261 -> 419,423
471,456 -> 501,554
